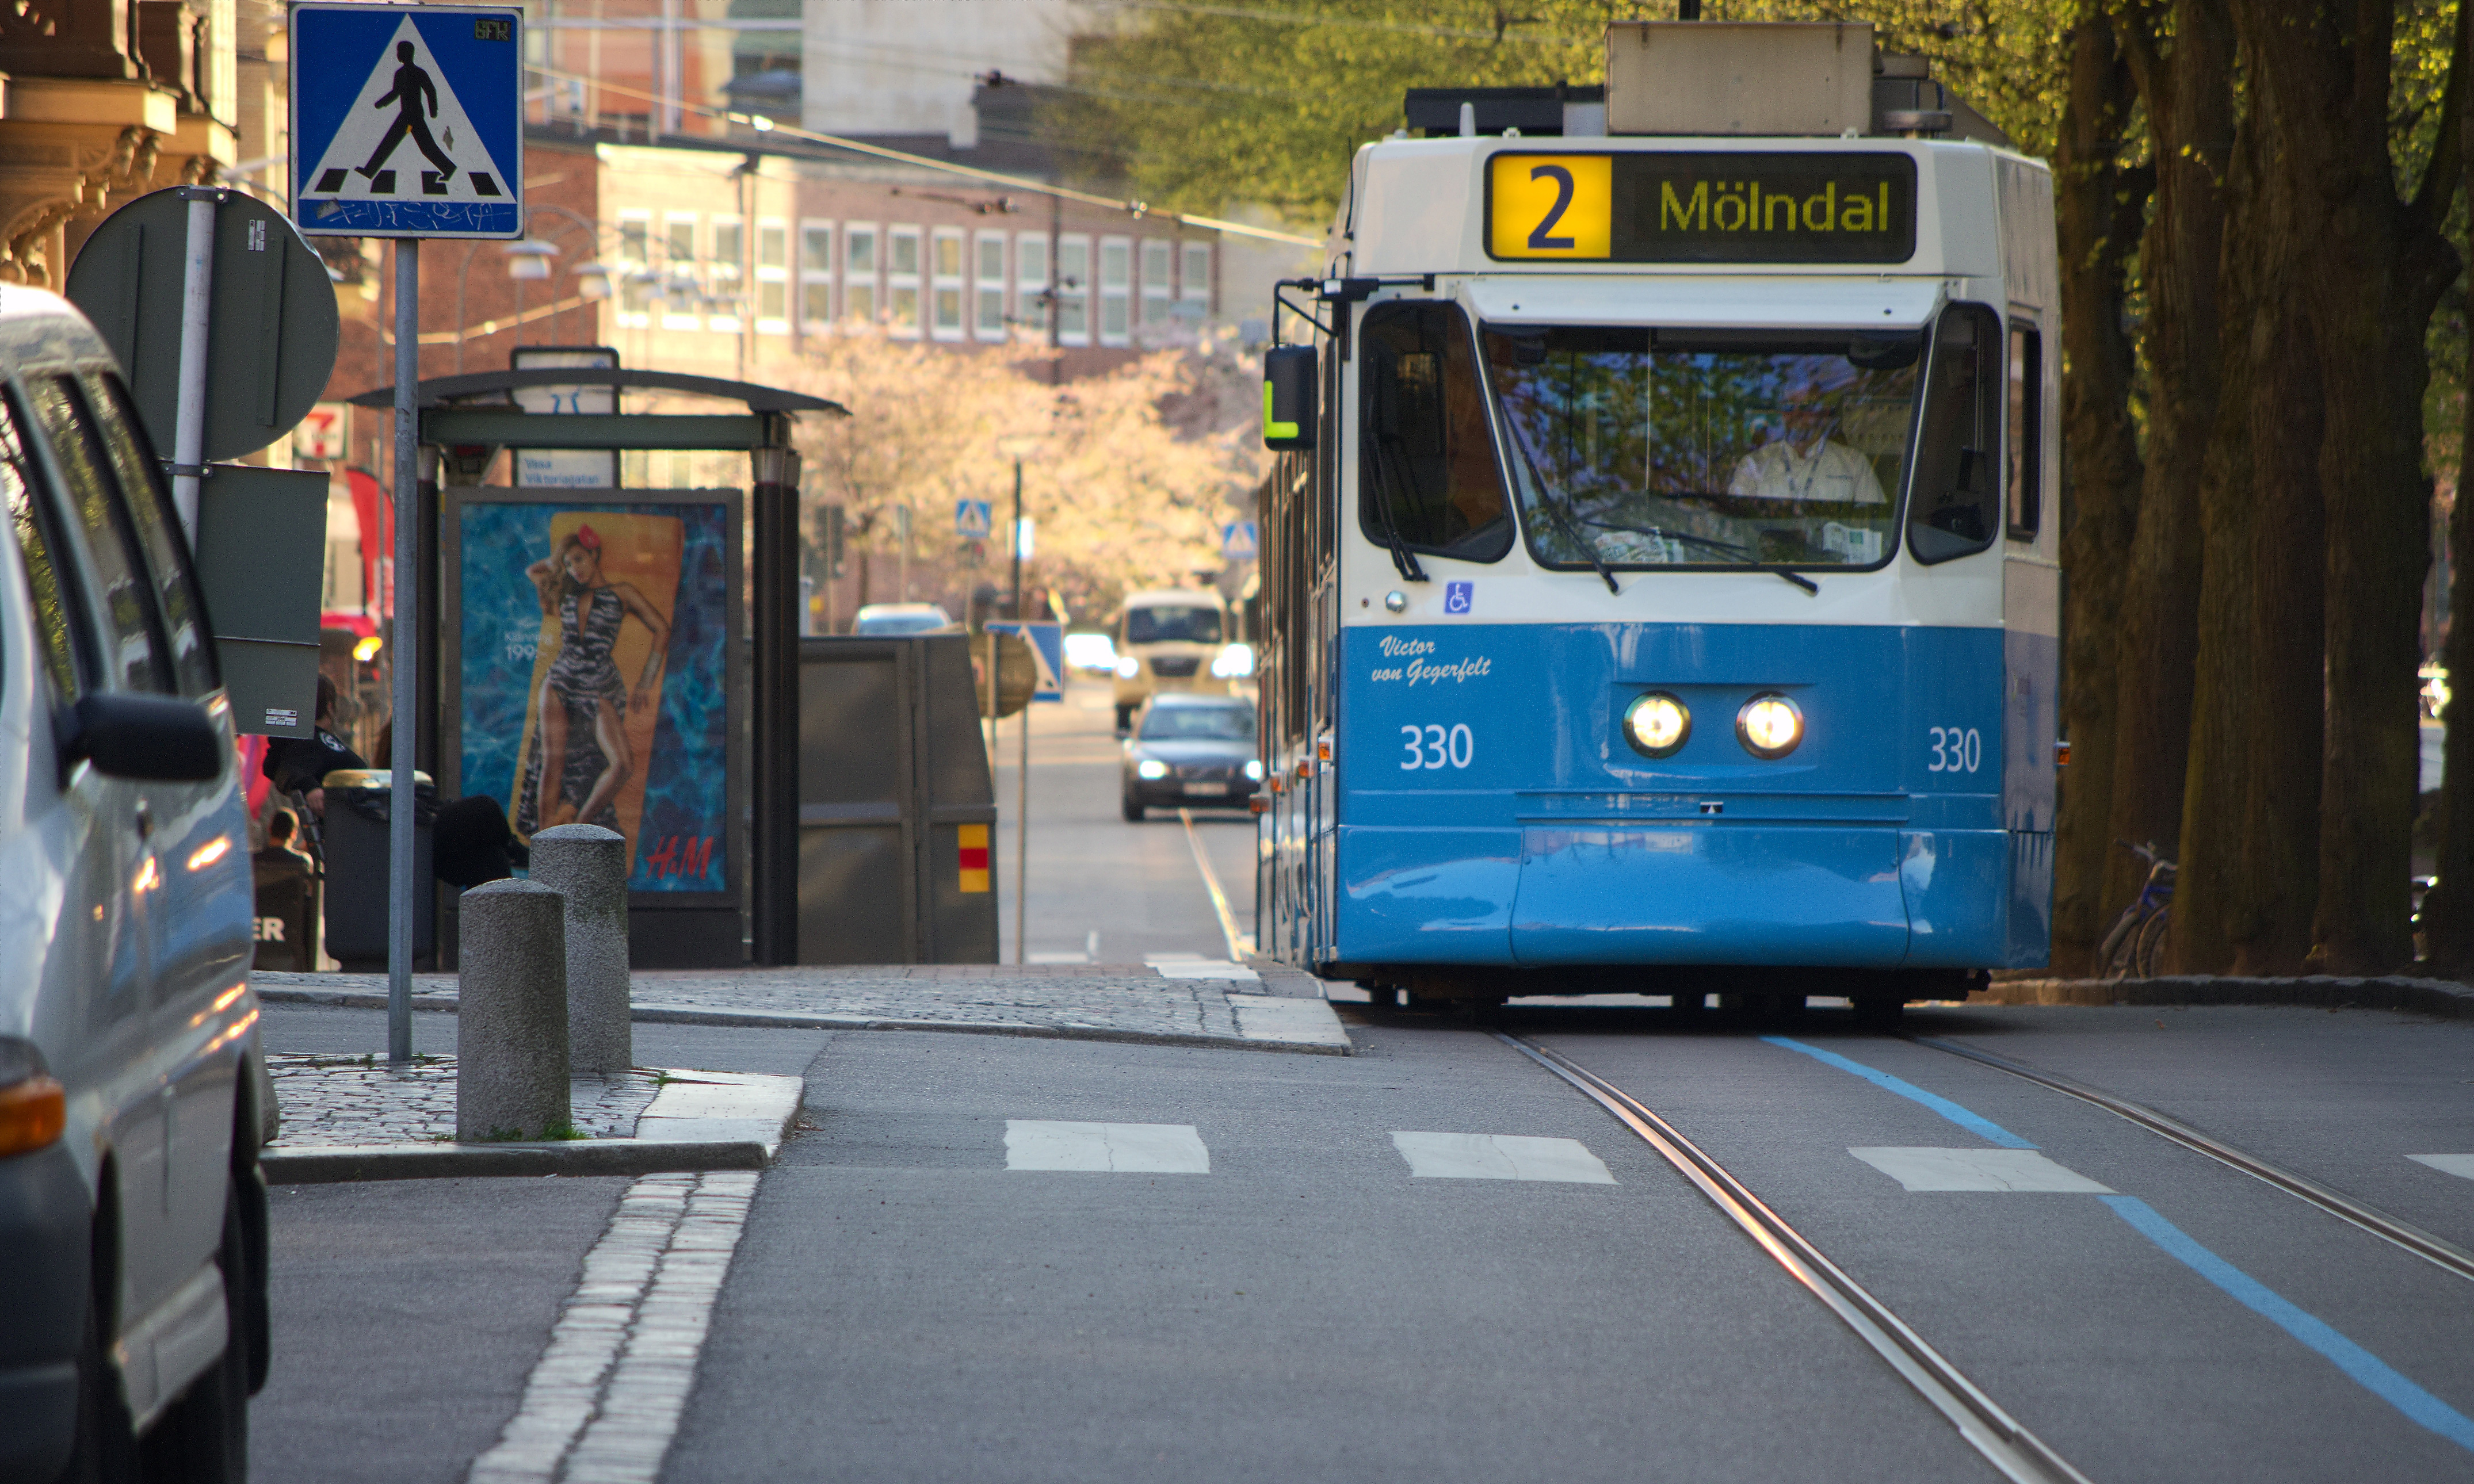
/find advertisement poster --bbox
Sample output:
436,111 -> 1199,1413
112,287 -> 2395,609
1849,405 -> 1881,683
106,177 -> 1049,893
452,495 -> 735,894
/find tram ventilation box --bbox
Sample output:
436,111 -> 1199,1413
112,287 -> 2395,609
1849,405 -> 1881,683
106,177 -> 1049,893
795,633 -> 998,963
1605,21 -> 1873,136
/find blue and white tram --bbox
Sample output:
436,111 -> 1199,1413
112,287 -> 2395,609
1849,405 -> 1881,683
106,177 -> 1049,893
1253,40 -> 2060,1022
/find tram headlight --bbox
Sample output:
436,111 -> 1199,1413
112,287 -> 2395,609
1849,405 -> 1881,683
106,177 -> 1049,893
1622,692 -> 1692,758
1736,693 -> 1804,759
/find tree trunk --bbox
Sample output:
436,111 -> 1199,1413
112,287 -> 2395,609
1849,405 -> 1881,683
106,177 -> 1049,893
2171,95 -> 2326,976
2049,9 -> 2151,975
2425,254 -> 2474,971
2099,0 -> 2235,922
2233,0 -> 2466,973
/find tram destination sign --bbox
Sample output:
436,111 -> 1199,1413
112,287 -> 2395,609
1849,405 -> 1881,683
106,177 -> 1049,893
1488,151 -> 1916,265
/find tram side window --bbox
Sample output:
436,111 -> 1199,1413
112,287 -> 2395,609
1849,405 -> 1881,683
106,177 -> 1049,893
1359,303 -> 1513,563
1907,305 -> 2004,565
2006,324 -> 2042,541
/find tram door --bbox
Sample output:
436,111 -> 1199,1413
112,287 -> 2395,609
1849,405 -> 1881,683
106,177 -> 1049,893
1307,332 -> 1342,965
1257,322 -> 1343,969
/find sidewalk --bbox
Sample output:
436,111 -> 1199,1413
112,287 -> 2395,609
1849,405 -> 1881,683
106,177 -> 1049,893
251,955 -> 1355,1056
261,1058 -> 804,1184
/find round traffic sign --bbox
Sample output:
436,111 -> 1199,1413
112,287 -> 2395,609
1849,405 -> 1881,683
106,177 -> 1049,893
66,188 -> 341,463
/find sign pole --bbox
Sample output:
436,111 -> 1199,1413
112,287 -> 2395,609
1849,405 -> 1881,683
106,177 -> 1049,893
388,239 -> 419,1063
170,186 -> 222,541
1016,699 -> 1028,965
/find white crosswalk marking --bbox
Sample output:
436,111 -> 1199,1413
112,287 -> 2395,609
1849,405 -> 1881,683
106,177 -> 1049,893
1850,1147 -> 2113,1193
1004,1120 -> 1211,1173
2408,1154 -> 2474,1181
1391,1132 -> 1616,1184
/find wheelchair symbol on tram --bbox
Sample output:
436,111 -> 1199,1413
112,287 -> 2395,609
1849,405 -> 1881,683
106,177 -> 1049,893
1445,581 -> 1473,615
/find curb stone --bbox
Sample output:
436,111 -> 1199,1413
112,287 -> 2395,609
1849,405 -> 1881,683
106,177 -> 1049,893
250,972 -> 1356,1055
1978,974 -> 2474,1020
261,1069 -> 803,1184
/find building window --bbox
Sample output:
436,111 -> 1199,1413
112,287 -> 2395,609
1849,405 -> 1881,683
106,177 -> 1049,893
1181,241 -> 1211,315
845,224 -> 878,323
755,221 -> 788,334
617,213 -> 652,327
888,227 -> 921,336
662,215 -> 700,331
1017,232 -> 1048,337
710,217 -> 744,332
1055,235 -> 1089,346
1140,239 -> 1171,326
1098,236 -> 1131,345
975,232 -> 1007,339
931,228 -> 965,341
799,220 -> 834,332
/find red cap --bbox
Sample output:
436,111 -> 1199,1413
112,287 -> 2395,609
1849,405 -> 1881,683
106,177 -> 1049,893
574,523 -> 602,551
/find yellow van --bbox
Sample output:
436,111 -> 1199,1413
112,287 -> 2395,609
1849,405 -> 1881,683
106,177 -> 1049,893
1110,588 -> 1234,733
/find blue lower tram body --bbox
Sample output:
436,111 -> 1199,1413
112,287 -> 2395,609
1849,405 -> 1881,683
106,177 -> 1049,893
1318,621 -> 2057,973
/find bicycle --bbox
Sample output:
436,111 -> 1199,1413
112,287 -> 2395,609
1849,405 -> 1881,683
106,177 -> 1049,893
2096,840 -> 2175,979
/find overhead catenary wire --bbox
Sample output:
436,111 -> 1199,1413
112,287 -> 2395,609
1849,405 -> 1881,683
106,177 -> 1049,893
522,63 -> 1322,248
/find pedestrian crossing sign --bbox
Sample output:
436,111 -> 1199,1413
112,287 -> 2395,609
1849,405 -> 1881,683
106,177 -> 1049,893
289,3 -> 524,238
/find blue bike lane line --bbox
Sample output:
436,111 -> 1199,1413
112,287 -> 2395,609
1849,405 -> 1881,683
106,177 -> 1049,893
1761,1034 -> 2474,1456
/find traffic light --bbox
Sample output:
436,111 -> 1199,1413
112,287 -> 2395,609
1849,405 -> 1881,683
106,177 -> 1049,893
821,503 -> 846,577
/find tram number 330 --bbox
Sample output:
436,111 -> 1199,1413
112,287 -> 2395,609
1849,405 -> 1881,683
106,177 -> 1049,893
1927,726 -> 1983,774
1402,723 -> 1476,770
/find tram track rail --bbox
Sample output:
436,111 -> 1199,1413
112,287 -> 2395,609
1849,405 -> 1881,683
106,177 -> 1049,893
1492,1030 -> 2094,1484
1906,1034 -> 2474,1285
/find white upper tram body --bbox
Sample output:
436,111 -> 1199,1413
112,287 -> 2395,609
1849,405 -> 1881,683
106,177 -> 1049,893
1255,24 -> 2062,998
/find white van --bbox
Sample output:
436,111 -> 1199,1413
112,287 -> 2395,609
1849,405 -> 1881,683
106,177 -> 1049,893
0,286 -> 267,1481
1110,588 -> 1234,733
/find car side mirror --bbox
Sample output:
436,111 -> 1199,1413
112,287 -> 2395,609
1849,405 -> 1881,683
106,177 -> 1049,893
1263,345 -> 1316,452
60,693 -> 224,782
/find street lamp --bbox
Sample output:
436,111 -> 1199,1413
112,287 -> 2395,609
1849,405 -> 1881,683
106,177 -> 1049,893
993,432 -> 1042,620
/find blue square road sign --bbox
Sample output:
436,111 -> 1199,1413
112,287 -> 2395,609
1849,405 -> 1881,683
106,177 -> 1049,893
986,621 -> 1064,703
291,3 -> 524,238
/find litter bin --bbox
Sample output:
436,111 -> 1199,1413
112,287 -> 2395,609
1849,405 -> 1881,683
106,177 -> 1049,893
320,768 -> 437,971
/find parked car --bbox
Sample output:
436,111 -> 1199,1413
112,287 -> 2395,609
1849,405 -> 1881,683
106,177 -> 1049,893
0,285 -> 268,1483
1121,694 -> 1263,821
852,602 -> 959,636
1062,630 -> 1118,676
1109,588 -> 1235,733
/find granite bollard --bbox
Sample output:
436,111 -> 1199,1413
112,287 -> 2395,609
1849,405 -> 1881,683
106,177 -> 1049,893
528,823 -> 632,1073
456,878 -> 570,1141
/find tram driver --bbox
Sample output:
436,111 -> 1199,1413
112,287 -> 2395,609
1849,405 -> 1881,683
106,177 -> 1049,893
1727,365 -> 1889,507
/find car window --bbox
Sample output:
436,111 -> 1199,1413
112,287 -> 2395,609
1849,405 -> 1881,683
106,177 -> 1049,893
1140,705 -> 1255,741
20,376 -> 171,693
79,374 -> 216,696
0,390 -> 75,699
1125,606 -> 1221,645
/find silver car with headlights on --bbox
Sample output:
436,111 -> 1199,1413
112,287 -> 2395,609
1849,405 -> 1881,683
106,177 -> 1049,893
0,286 -> 266,1484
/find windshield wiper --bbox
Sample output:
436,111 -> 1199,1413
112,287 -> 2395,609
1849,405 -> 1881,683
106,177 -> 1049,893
1499,416 -> 1618,593
1593,521 -> 1822,595
1363,434 -> 1430,583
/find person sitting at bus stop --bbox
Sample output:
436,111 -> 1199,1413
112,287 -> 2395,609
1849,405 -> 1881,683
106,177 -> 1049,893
253,809 -> 316,971
261,674 -> 365,818
1728,395 -> 1885,506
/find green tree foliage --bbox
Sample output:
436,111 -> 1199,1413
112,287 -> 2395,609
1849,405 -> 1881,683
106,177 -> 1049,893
1068,1 -> 2076,227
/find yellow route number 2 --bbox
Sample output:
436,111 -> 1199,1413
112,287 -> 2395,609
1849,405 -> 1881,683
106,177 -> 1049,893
1489,154 -> 1612,259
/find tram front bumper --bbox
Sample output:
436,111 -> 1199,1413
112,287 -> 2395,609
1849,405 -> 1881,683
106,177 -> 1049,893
1334,824 -> 2010,967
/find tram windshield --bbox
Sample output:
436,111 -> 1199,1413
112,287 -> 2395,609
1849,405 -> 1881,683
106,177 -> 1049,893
1482,324 -> 1923,571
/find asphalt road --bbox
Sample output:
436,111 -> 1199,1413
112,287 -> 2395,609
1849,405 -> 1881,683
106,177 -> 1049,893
991,676 -> 1257,963
244,687 -> 2474,1482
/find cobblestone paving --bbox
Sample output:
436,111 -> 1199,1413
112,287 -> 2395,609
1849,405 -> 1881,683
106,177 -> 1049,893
266,1054 -> 662,1148
253,965 -> 1300,1041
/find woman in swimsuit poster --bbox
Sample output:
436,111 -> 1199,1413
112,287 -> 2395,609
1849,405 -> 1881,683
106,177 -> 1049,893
512,515 -> 681,849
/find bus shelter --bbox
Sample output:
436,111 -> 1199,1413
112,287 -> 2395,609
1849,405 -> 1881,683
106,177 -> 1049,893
347,368 -> 838,966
